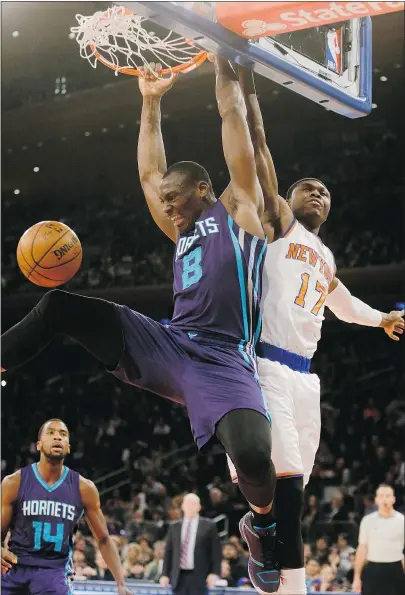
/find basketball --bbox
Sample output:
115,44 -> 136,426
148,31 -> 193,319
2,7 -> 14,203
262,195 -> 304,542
17,221 -> 82,287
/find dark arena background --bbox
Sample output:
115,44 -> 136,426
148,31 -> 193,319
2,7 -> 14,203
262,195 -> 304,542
1,2 -> 404,595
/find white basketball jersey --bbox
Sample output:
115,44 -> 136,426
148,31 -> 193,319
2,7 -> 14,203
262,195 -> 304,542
261,219 -> 336,359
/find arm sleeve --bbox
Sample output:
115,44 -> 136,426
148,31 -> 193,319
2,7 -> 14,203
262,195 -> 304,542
326,279 -> 382,327
358,518 -> 369,546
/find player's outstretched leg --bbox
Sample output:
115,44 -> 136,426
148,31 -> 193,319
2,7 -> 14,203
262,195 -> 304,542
1,289 -> 124,371
216,409 -> 280,594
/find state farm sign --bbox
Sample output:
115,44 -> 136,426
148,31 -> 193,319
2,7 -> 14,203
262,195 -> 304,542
216,1 -> 404,38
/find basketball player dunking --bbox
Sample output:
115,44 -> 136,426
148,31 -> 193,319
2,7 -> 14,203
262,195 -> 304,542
1,419 -> 130,595
226,67 -> 404,595
1,57 -> 280,593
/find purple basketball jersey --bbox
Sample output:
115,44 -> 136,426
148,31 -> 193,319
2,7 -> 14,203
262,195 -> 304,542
8,464 -> 83,570
171,200 -> 266,351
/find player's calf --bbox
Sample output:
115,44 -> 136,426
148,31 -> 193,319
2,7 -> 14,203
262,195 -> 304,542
274,477 -> 306,595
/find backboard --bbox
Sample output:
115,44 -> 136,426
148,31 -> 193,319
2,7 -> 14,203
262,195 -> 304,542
119,1 -> 403,118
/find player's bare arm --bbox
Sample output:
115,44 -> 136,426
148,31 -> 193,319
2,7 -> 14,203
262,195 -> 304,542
214,56 -> 265,239
327,277 -> 404,340
138,63 -> 178,243
1,471 -> 20,574
238,66 -> 294,241
79,477 -> 131,595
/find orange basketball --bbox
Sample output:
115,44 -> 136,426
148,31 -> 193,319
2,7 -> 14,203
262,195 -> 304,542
17,221 -> 82,287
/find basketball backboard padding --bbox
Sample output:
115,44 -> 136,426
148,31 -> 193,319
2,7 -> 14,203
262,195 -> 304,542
120,1 -> 372,118
215,1 -> 405,38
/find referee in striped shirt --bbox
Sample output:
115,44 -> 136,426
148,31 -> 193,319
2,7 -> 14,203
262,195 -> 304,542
353,484 -> 405,595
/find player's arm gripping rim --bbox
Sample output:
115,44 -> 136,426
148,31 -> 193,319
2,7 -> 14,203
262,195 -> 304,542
79,477 -> 132,595
1,471 -> 20,574
237,66 -> 294,241
137,63 -> 178,243
213,56 -> 265,239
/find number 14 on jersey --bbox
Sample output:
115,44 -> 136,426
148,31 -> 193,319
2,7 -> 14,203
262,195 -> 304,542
295,272 -> 328,316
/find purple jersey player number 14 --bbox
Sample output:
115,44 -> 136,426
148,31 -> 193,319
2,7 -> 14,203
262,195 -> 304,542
8,464 -> 83,570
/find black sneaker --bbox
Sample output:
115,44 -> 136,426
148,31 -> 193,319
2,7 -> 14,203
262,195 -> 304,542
239,511 -> 280,594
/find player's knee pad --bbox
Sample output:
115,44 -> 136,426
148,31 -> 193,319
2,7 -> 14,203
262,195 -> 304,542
275,477 -> 304,568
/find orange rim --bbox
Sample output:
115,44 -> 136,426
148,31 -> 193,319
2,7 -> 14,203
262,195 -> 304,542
89,7 -> 207,77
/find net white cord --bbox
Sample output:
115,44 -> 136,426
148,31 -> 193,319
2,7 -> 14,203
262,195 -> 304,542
71,6 -> 203,76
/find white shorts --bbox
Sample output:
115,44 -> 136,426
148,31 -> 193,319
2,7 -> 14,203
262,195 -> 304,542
227,358 -> 321,487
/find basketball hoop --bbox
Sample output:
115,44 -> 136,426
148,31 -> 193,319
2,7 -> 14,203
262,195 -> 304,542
71,6 -> 207,77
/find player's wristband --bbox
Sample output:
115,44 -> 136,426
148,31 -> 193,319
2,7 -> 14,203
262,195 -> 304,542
326,279 -> 382,327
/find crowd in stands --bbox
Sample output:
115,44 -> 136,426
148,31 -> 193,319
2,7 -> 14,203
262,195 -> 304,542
70,524 -> 364,591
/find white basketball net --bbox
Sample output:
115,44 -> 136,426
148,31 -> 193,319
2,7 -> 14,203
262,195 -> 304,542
71,5 -> 204,76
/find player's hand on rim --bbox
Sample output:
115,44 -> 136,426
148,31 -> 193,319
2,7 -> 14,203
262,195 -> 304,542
1,546 -> 17,574
138,62 -> 177,97
380,309 -> 404,341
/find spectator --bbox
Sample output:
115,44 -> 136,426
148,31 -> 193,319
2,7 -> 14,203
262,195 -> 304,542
144,541 -> 166,582
167,506 -> 182,521
305,558 -> 321,592
204,488 -> 232,518
322,491 -> 349,522
128,562 -> 145,580
303,495 -> 322,525
314,537 -> 330,565
228,536 -> 248,559
219,559 -> 237,587
222,541 -> 248,584
343,551 -> 356,588
314,564 -> 339,592
302,494 -> 322,540
137,536 -> 154,564
327,549 -> 341,574
363,494 -> 378,516
336,533 -> 355,571
127,511 -> 147,541
72,549 -> 97,579
106,513 -> 123,536
123,543 -> 142,577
